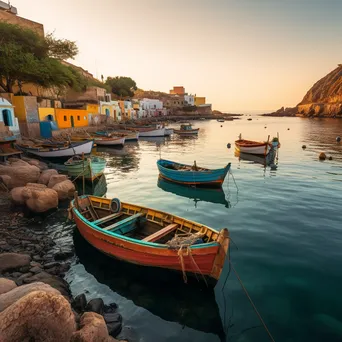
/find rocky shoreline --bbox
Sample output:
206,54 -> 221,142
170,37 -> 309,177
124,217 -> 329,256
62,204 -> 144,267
0,191 -> 125,341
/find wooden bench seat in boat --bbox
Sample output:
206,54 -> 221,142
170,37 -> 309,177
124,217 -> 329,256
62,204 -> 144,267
102,212 -> 145,231
143,223 -> 178,243
93,212 -> 123,226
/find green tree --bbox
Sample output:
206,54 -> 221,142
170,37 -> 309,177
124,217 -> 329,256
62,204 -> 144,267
105,76 -> 137,98
0,22 -> 80,93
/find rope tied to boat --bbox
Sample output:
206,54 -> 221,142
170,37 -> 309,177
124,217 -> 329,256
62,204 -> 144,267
167,232 -> 208,286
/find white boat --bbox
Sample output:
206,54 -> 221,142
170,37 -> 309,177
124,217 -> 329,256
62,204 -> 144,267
164,128 -> 174,136
16,140 -> 94,158
235,139 -> 271,155
94,137 -> 125,146
138,127 -> 166,137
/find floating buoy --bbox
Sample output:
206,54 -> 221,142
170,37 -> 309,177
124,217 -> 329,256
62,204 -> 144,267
287,128 -> 290,130
227,143 -> 231,148
221,125 -> 223,127
264,126 -> 267,129
270,164 -> 277,170
319,152 -> 326,160
302,145 -> 307,149
337,136 -> 341,142
328,156 -> 333,160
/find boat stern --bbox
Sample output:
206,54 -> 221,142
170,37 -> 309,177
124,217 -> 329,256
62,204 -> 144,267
210,228 -> 230,280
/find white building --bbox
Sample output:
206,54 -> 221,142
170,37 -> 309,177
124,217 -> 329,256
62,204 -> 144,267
184,95 -> 195,106
0,97 -> 20,139
140,98 -> 163,111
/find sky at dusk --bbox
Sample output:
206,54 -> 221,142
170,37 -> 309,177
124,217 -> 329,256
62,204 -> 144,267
11,0 -> 342,112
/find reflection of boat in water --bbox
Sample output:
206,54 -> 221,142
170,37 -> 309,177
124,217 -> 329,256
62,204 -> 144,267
157,178 -> 230,207
73,229 -> 225,337
74,174 -> 107,197
235,149 -> 276,166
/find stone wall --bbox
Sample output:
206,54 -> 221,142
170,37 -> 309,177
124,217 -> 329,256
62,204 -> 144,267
0,10 -> 44,36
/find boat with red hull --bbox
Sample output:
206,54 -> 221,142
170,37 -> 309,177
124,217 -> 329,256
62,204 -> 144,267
70,194 -> 230,283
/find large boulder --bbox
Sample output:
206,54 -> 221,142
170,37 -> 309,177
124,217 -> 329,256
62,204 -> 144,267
38,169 -> 58,185
25,187 -> 58,213
22,272 -> 70,296
0,282 -> 60,312
0,175 -> 11,189
0,253 -> 31,273
48,175 -> 68,188
0,291 -> 76,342
10,183 -> 47,205
0,279 -> 17,295
52,180 -> 75,200
70,312 -> 118,342
85,298 -> 104,315
0,164 -> 40,189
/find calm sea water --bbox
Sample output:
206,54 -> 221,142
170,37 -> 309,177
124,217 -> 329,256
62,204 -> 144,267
64,117 -> 342,342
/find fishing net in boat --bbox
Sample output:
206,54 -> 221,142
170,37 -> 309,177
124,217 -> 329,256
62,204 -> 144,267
166,231 -> 204,249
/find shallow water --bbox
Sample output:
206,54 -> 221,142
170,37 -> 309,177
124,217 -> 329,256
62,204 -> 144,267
64,117 -> 342,342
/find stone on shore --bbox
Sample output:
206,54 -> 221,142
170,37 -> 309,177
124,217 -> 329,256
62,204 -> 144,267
72,293 -> 87,313
0,163 -> 40,189
0,279 -> 17,295
10,186 -> 26,204
0,253 -> 31,273
52,180 -> 75,200
0,290 -> 76,342
25,187 -> 58,213
38,169 -> 58,185
48,175 -> 68,189
86,298 -> 104,315
0,282 -> 60,312
70,312 -> 120,342
22,271 -> 70,296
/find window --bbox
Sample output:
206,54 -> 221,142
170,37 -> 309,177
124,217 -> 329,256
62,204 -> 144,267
64,116 -> 67,121
84,116 -> 87,120
2,109 -> 12,126
77,115 -> 80,121
47,114 -> 54,121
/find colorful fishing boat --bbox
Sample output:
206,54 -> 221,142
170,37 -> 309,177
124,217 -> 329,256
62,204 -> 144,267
96,131 -> 139,141
157,159 -> 231,187
130,124 -> 165,137
235,139 -> 272,155
94,136 -> 125,146
64,156 -> 106,181
70,194 -> 230,283
174,123 -> 199,136
164,128 -> 174,136
16,140 -> 94,158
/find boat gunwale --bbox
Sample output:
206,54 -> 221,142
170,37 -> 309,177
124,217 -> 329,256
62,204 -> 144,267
71,196 -> 220,250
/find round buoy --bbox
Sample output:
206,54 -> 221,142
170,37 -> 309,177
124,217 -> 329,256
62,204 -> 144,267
110,198 -> 121,213
287,128 -> 290,130
319,152 -> 326,160
221,125 -> 223,127
302,145 -> 307,149
336,136 -> 341,142
227,143 -> 231,149
270,164 -> 277,170
264,126 -> 267,129
328,156 -> 333,160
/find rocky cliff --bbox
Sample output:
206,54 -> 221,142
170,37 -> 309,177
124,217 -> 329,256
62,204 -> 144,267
297,64 -> 342,117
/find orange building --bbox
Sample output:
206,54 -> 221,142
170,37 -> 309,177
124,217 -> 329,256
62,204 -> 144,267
169,86 -> 185,95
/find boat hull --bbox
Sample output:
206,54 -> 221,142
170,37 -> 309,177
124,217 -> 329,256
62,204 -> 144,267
164,128 -> 174,136
65,157 -> 106,181
235,140 -> 271,155
138,128 -> 166,137
94,137 -> 125,146
71,197 -> 229,281
157,159 -> 230,187
16,140 -> 94,158
174,129 -> 199,136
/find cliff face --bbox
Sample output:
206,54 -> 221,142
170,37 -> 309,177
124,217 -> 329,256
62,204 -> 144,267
297,65 -> 342,117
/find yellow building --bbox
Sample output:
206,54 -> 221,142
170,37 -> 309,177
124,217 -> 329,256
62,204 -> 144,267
55,109 -> 89,129
87,104 -> 99,115
195,97 -> 206,106
38,107 -> 56,122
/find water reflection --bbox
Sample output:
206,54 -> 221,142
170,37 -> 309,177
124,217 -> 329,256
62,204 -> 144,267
234,149 -> 277,167
73,230 -> 225,338
74,174 -> 107,196
158,178 -> 231,208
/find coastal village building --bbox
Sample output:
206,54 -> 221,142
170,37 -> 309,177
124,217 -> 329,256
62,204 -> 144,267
0,97 -> 20,139
169,86 -> 185,95
184,95 -> 195,106
194,96 -> 206,106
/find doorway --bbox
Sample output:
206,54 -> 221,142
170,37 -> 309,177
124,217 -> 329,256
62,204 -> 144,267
70,115 -> 75,127
2,109 -> 12,126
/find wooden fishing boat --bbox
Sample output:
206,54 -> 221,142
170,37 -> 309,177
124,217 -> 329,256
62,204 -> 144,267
130,124 -> 165,137
70,194 -> 230,283
235,139 -> 271,155
64,156 -> 106,181
217,119 -> 225,123
157,159 -> 231,187
174,123 -> 199,136
164,128 -> 174,136
96,131 -> 139,141
16,140 -> 94,158
94,136 -> 125,146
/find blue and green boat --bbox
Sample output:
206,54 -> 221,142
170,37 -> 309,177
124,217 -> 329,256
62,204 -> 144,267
64,156 -> 106,181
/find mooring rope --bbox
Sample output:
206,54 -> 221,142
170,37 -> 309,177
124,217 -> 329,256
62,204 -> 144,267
228,259 -> 276,342
229,169 -> 239,192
